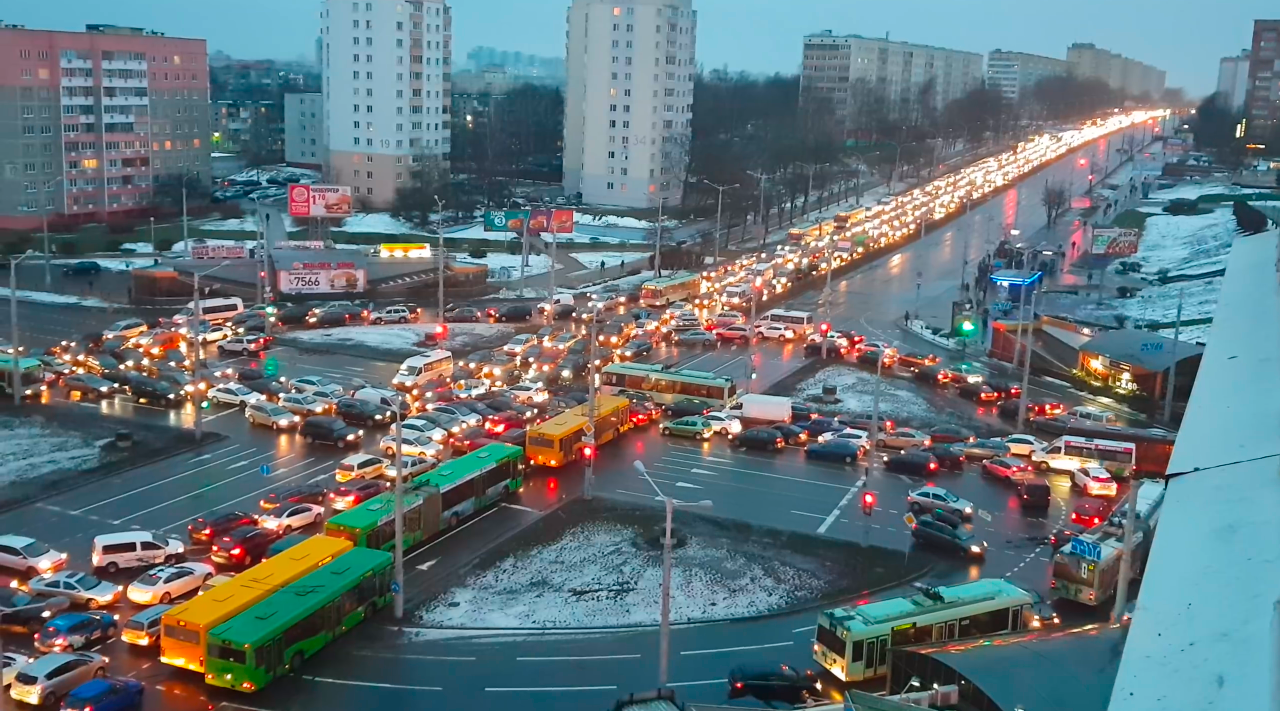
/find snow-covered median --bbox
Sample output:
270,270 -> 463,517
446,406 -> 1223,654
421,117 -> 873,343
1131,207 -> 1237,277
416,520 -> 829,628
285,322 -> 514,354
53,258 -> 155,273
455,253 -> 559,280
568,252 -> 648,271
0,418 -> 104,486
0,287 -> 120,308
795,366 -> 936,421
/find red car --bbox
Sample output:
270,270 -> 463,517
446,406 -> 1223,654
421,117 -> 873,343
486,411 -> 526,434
629,409 -> 652,426
1071,498 -> 1112,528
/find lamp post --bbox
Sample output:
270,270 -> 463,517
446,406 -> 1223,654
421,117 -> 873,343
180,171 -> 199,246
190,260 -> 230,440
434,195 -> 445,328
1015,285 -> 1038,431
9,251 -> 35,406
547,202 -> 558,320
702,180 -> 738,266
40,176 -> 64,291
391,391 -> 407,619
884,142 -> 902,195
632,460 -> 711,688
797,162 -> 829,217
865,339 -> 899,476
747,170 -> 772,249
649,195 -> 668,279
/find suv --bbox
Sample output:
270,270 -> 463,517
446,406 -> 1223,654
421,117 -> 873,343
0,536 -> 66,577
187,511 -> 256,545
727,664 -> 822,706
299,415 -> 363,447
494,304 -> 533,322
369,305 -> 416,324
9,652 -> 108,707
335,397 -> 395,427
911,515 -> 986,558
217,335 -> 268,355
209,527 -> 279,568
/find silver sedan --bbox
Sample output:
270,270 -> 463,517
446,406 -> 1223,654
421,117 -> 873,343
28,572 -> 122,609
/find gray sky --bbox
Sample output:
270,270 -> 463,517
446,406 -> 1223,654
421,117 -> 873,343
7,0 -> 1272,96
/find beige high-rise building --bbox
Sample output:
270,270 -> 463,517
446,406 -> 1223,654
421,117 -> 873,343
1216,50 -> 1250,111
563,0 -> 696,208
986,50 -> 1070,106
1066,42 -> 1165,98
321,0 -> 451,209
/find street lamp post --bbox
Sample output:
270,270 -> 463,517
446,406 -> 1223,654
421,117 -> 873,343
583,304 -> 601,500
702,180 -> 738,267
40,176 -> 64,291
190,260 -> 230,441
798,163 -> 829,217
632,460 -> 711,688
865,340 -> 898,476
1015,286 -> 1038,431
9,251 -> 35,406
180,171 -> 199,247
392,392 -> 406,618
434,196 -> 446,328
747,170 -> 772,249
649,195 -> 667,279
820,255 -> 834,359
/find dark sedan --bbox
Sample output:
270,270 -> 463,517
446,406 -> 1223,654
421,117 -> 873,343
804,438 -> 862,463
913,364 -> 953,387
663,397 -> 711,418
799,417 -> 846,437
243,379 -> 288,401
334,398 -> 395,427
298,416 -> 363,448
307,310 -> 350,328
731,427 -> 785,451
928,424 -> 975,444
884,450 -> 940,475
770,422 -> 809,446
445,307 -> 483,323
920,444 -> 966,471
63,373 -> 118,399
274,304 -> 314,326
259,483 -> 328,511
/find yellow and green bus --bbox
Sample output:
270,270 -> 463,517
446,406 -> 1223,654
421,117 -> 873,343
324,442 -> 525,549
205,547 -> 394,692
159,535 -> 352,674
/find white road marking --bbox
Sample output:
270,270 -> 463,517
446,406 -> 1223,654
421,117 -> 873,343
156,459 -> 332,530
613,489 -> 657,499
404,506 -> 505,562
516,654 -> 641,661
711,356 -> 743,373
674,482 -> 703,489
486,685 -> 618,692
203,406 -> 245,421
818,483 -> 861,534
659,455 -> 851,489
354,651 -> 474,661
416,559 -> 438,572
188,443 -> 240,464
792,625 -> 816,633
501,503 -> 535,512
37,503 -> 115,524
303,676 -> 441,691
688,468 -> 718,475
75,446 -> 258,513
115,453 -> 300,522
791,510 -> 825,519
680,641 -> 793,655
667,678 -> 726,687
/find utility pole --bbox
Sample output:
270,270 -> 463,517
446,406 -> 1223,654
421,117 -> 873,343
651,196 -> 666,278
518,209 -> 529,297
703,180 -> 738,266
40,177 -> 62,291
958,199 -> 972,293
434,195 -> 445,327
548,203 -> 558,315
1162,289 -> 1183,424
748,170 -> 771,249
798,162 -> 828,217
1111,482 -> 1141,625
820,256 -> 834,359
392,393 -> 405,618
1016,286 -> 1038,431
583,306 -> 600,499
9,251 -> 34,406
190,260 -> 228,441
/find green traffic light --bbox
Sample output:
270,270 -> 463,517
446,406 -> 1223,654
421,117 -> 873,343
960,320 -> 975,332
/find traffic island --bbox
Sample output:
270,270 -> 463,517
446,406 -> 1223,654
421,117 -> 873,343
408,497 -> 931,629
273,321 -> 521,364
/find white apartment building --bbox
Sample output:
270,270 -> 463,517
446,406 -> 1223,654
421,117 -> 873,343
986,50 -> 1069,105
285,92 -> 326,168
1067,43 -> 1165,98
321,0 -> 451,209
801,31 -> 983,131
1217,50 -> 1250,111
563,0 -> 696,209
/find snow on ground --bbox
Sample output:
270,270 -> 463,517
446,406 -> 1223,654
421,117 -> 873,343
568,252 -> 648,271
1151,321 -> 1213,345
332,213 -> 424,235
1129,207 -> 1237,277
575,214 -> 679,230
455,253 -> 559,280
52,258 -> 155,273
0,418 -> 104,485
286,322 -> 513,353
795,366 -> 935,422
416,520 -> 827,628
444,222 -> 632,244
565,270 -> 655,294
1148,179 -> 1241,202
0,287 -> 118,308
120,242 -> 155,253
194,218 -> 264,233
1087,275 -> 1223,327
224,164 -> 320,184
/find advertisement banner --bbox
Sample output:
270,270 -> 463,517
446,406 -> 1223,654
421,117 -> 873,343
483,210 -> 529,233
281,240 -> 326,249
378,243 -> 432,258
1091,228 -> 1141,256
288,185 -> 354,218
528,208 -> 575,234
191,244 -> 248,259
277,259 -> 366,294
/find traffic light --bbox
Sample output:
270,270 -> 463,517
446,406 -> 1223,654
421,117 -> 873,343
861,491 -> 876,516
199,398 -> 211,410
581,445 -> 595,460
959,319 -> 975,334
1078,158 -> 1087,167
819,322 -> 831,336
435,324 -> 448,340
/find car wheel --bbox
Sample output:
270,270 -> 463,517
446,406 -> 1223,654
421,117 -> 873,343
291,652 -> 305,674
398,317 -> 407,324
336,440 -> 346,449
719,427 -> 728,435
448,513 -> 461,529
303,435 -> 314,444
105,561 -> 119,574
844,456 -> 853,463
87,598 -> 101,610
160,592 -> 172,604
909,501 -> 923,513
282,525 -> 293,535
1038,461 -> 1050,471
93,667 -> 106,678
164,554 -> 179,564
25,566 -> 38,578
661,427 -> 671,436
384,447 -> 395,456
876,438 -> 886,448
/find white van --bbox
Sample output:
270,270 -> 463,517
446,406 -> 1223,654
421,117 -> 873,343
1030,435 -> 1137,475
1065,405 -> 1120,425
91,531 -> 186,573
392,350 -> 454,395
721,285 -> 753,307
352,386 -> 412,416
171,297 -> 244,325
753,308 -> 815,336
539,293 -> 575,313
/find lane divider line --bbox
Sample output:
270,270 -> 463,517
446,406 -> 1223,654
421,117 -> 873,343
486,685 -> 618,692
302,676 -> 441,691
667,678 -> 726,687
74,445 -> 254,513
156,459 -> 332,531
515,654 -> 641,661
116,452 -> 298,523
680,641 -> 793,655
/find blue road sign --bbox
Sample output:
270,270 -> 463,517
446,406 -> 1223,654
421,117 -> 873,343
390,581 -> 401,595
260,464 -> 271,477
1069,537 -> 1103,561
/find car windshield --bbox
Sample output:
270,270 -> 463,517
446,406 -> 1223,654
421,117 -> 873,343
138,572 -> 163,585
938,490 -> 960,503
73,574 -> 103,588
265,406 -> 289,417
18,540 -> 50,557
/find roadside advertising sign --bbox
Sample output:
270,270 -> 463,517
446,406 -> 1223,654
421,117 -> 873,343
483,210 -> 529,233
277,259 -> 367,294
190,244 -> 248,259
288,184 -> 354,218
379,243 -> 432,258
281,240 -> 326,249
1090,228 -> 1141,256
528,208 -> 575,234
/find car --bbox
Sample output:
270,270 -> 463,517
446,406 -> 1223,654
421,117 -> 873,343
418,410 -> 467,433
986,379 -> 1022,400
274,304 -> 314,326
663,398 -> 711,418
506,382 -> 549,404
756,323 -> 797,341
618,339 -> 652,360
298,416 -> 363,447
798,417 -> 847,437
450,427 -> 493,453
710,311 -> 744,329
1050,522 -> 1088,549
452,378 -> 492,398
1002,434 -> 1047,457
207,383 -> 265,407
1071,498 -> 1112,527
187,511 -> 257,545
244,402 -> 301,429
209,527 -> 278,568
914,364 -> 953,387
427,404 -> 484,428
855,347 -> 895,368
61,261 -> 102,277
956,381 -> 998,402
259,483 -> 328,511
444,307 -> 483,323
368,305 -> 416,324
661,417 -> 713,440
9,651 -> 109,707
334,397 -> 394,427
0,589 -> 69,633
962,438 -> 1010,461
485,410 -> 526,435
289,376 -> 347,399
703,411 -> 742,435
494,304 -> 533,322
216,335 -> 268,355
257,503 -> 324,534
906,486 -> 974,518
197,324 -> 235,343
1072,466 -> 1118,497
63,374 -> 118,399
277,392 -> 330,417
982,456 -> 1031,482
804,438 -> 863,463
1017,476 -> 1052,511
817,428 -> 869,451
391,417 -> 448,442
497,427 -> 526,446
727,664 -> 822,706
37,355 -> 76,379
876,427 -> 931,450
896,351 -> 939,370
306,309 -> 349,328
770,422 -> 809,446
716,324 -> 755,343
125,562 -> 215,605
928,424 -> 975,444
57,677 -> 144,711
802,333 -> 849,357
34,613 -> 115,654
380,432 -> 444,460
335,454 -> 388,482
675,329 -> 716,347
125,376 -> 181,406
232,315 -> 269,335
383,455 -> 438,483
790,402 -> 817,421
911,515 -> 986,558
0,536 -> 66,577
503,334 -> 538,355
943,363 -> 985,383
731,427 -> 785,451
329,479 -> 389,511
28,572 -> 121,610
103,319 -> 147,339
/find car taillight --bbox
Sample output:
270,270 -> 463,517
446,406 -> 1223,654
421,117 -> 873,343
231,547 -> 243,556
928,462 -> 938,470
211,545 -> 219,552
204,527 -> 212,535
734,682 -> 744,689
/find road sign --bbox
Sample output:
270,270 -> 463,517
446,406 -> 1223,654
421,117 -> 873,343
1069,537 -> 1103,561
977,509 -> 992,522
583,423 -> 595,437
390,581 -> 401,594
260,464 -> 271,477
902,513 -> 917,528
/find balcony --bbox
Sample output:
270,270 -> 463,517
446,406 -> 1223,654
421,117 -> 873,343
103,76 -> 147,88
59,57 -> 92,69
76,114 -> 97,124
102,112 -> 135,123
62,95 -> 95,105
101,58 -> 146,71
60,76 -> 94,87
103,94 -> 148,106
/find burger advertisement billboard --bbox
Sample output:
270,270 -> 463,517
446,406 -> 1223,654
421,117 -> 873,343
277,259 -> 367,294
288,185 -> 354,218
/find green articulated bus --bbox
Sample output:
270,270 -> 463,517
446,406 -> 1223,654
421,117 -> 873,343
323,442 -> 526,551
204,547 -> 394,693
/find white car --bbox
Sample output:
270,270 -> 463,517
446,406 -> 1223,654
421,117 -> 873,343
245,402 -> 301,429
199,325 -> 234,343
368,306 -> 415,324
257,503 -> 324,534
756,323 -> 797,341
451,378 -> 490,399
335,454 -> 388,482
126,562 -> 215,605
1002,434 -> 1047,457
427,404 -> 483,428
506,382 -> 548,404
1,652 -> 30,688
503,334 -> 538,354
1072,466 -> 1118,497
0,535 -> 66,577
818,428 -> 870,452
702,411 -> 742,435
906,486 -> 974,519
289,376 -> 346,399
381,432 -> 444,459
207,383 -> 265,407
103,319 -> 147,339
278,392 -> 330,416
217,335 -> 268,355
390,418 -> 448,442
383,455 -> 438,482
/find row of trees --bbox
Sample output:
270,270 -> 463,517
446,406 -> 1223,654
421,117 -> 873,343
1191,91 -> 1280,170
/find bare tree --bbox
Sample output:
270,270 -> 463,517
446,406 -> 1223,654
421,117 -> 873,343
1041,180 -> 1070,226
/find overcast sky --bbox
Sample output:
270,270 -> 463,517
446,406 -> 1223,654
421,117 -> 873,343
7,0 -> 1273,96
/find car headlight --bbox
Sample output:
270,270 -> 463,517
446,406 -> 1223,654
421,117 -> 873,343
346,433 -> 357,440
964,506 -> 973,514
970,545 -> 982,553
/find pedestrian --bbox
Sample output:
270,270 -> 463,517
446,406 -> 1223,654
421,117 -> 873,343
126,286 -> 132,303
600,260 -> 605,273
1087,271 -> 1094,285
87,278 -> 94,292
903,310 -> 911,326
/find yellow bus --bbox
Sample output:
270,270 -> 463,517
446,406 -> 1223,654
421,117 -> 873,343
525,395 -> 631,467
159,535 -> 352,674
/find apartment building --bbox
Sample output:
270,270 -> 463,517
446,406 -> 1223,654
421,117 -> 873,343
801,31 -> 983,133
986,49 -> 1069,105
1066,43 -> 1166,98
321,0 -> 452,209
563,0 -> 697,208
1244,20 -> 1280,138
1218,50 -> 1251,111
285,92 -> 326,169
0,23 -> 210,230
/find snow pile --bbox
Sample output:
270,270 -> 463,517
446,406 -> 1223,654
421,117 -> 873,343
454,253 -> 559,280
1148,180 -> 1240,202
333,213 -> 424,235
1082,275 -> 1224,328
795,366 -> 935,421
224,164 -> 320,184
0,418 -> 103,485
444,222 -> 633,244
286,322 -> 513,353
0,287 -> 119,308
120,242 -> 155,254
575,214 -> 679,229
1132,208 -> 1238,277
416,521 -> 828,628
568,252 -> 649,271
53,258 -> 155,273
193,218 -> 264,233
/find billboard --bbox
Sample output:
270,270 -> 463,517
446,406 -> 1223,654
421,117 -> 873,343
1091,228 -> 1141,256
483,209 -> 574,233
379,243 -> 432,258
191,243 -> 248,259
277,258 -> 366,294
288,184 -> 354,218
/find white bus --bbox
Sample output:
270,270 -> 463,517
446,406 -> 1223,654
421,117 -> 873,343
171,297 -> 244,325
753,308 -> 815,336
600,362 -> 738,409
814,579 -> 1035,682
1031,435 -> 1137,476
639,272 -> 702,307
391,350 -> 454,396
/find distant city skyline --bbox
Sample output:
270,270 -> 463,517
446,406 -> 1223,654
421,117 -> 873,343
5,0 -> 1274,96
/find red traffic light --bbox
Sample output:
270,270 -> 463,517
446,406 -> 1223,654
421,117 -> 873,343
819,322 -> 831,335
862,491 -> 875,507
435,324 -> 448,338
581,445 -> 595,460
1078,158 -> 1087,167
